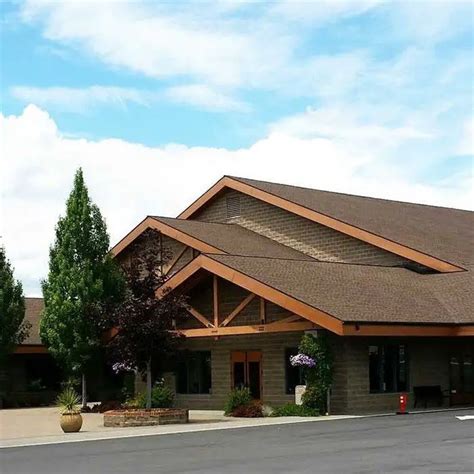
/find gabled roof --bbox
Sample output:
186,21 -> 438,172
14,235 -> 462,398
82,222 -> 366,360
159,254 -> 474,336
178,176 -> 472,272
232,177 -> 474,267
111,215 -> 312,261
154,217 -> 313,260
206,255 -> 474,325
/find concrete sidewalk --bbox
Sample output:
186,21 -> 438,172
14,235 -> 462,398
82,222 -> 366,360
0,406 -> 356,448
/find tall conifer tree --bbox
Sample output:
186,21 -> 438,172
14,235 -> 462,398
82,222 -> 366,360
41,168 -> 123,407
0,246 -> 29,360
0,246 -> 29,406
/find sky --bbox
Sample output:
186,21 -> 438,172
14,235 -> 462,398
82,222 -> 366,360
0,0 -> 473,296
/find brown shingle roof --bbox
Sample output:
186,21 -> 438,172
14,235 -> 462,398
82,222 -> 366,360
23,297 -> 44,345
205,254 -> 474,325
152,216 -> 313,261
230,177 -> 474,267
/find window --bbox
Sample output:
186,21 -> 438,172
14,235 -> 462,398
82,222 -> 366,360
176,351 -> 212,394
285,348 -> 305,394
226,195 -> 241,219
369,344 -> 408,393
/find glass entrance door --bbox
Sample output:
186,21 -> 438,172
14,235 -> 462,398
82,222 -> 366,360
450,348 -> 474,405
231,351 -> 262,399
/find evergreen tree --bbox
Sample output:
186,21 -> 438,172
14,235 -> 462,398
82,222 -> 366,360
0,246 -> 29,407
0,246 -> 29,361
41,168 -> 124,408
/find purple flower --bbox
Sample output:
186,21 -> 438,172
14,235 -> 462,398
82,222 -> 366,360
290,354 -> 316,368
112,362 -> 135,374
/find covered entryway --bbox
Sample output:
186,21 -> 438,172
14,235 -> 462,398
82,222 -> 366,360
231,351 -> 262,399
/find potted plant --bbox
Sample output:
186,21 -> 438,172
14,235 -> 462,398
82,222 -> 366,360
57,387 -> 83,433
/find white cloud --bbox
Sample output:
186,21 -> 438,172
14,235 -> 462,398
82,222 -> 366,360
10,84 -> 247,113
1,105 -> 472,296
14,1 -> 383,95
16,1 -> 473,114
272,106 -> 432,155
164,84 -> 249,112
271,0 -> 382,24
10,85 -> 149,112
391,1 -> 473,43
19,0 -> 291,88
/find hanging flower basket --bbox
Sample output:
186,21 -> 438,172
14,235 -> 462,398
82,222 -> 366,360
289,354 -> 316,368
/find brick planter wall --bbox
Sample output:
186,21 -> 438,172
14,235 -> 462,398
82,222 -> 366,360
103,409 -> 189,427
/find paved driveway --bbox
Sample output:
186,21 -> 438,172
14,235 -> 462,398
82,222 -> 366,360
0,407 -> 227,441
1,410 -> 473,473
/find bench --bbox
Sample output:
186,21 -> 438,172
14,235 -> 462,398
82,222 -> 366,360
413,385 -> 446,408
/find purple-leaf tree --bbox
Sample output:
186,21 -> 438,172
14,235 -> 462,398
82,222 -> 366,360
104,229 -> 187,409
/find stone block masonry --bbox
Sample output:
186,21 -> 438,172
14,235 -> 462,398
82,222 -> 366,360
194,189 -> 410,266
104,409 -> 189,427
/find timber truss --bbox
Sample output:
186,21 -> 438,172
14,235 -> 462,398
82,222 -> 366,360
174,275 -> 316,338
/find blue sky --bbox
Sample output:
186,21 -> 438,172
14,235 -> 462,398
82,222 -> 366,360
1,0 -> 473,294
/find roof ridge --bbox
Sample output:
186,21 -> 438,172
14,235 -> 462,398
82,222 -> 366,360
227,175 -> 473,213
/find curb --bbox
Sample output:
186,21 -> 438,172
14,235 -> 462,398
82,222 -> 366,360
361,406 -> 474,418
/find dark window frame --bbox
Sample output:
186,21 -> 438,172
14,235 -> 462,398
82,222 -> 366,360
369,343 -> 409,394
176,351 -> 212,395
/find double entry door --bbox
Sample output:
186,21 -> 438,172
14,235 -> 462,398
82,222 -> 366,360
231,351 -> 262,400
450,348 -> 474,405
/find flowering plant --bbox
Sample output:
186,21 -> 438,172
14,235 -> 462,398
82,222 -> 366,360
289,353 -> 316,368
112,362 -> 136,374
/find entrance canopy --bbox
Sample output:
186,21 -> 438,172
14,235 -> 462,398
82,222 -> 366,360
158,254 -> 474,337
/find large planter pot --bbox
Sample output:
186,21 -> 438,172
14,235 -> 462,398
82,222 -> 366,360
60,412 -> 83,433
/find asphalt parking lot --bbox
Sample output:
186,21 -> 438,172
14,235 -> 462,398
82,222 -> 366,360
1,409 -> 473,473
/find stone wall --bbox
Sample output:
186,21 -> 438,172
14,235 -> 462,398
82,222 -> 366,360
193,190 -> 409,266
104,409 -> 189,427
334,337 -> 464,414
165,334 -> 468,414
171,332 -> 304,410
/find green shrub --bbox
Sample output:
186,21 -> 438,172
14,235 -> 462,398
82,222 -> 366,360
271,403 -> 319,417
148,383 -> 174,408
119,374 -> 136,402
123,394 -> 141,409
301,385 -> 322,410
60,377 -> 81,392
124,382 -> 174,409
224,387 -> 252,415
27,379 -> 46,392
297,332 -> 333,414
